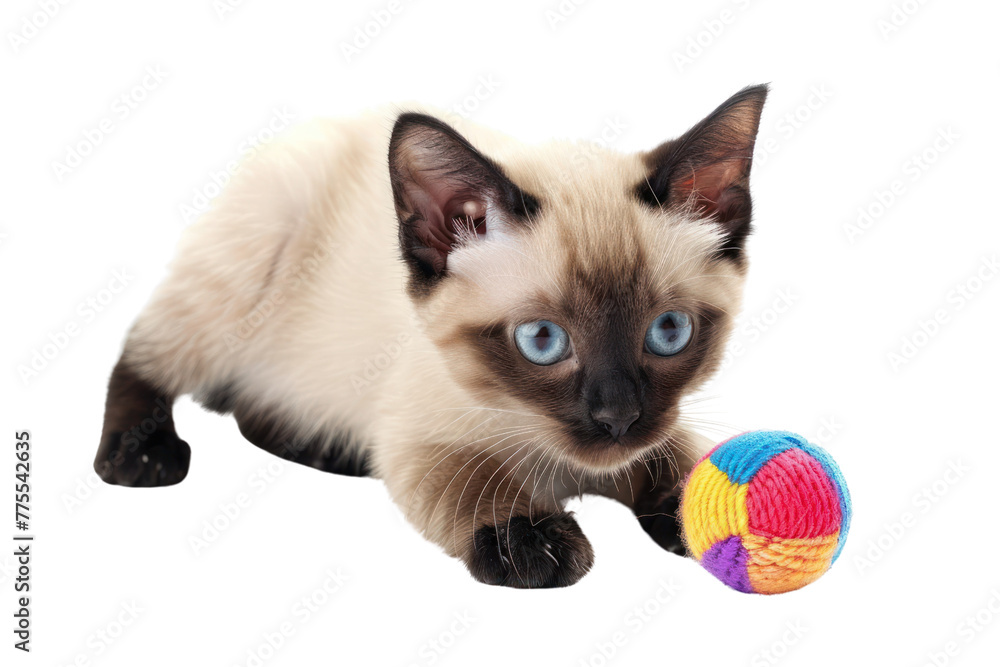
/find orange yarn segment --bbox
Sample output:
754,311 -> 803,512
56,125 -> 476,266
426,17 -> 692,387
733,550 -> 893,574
743,533 -> 839,595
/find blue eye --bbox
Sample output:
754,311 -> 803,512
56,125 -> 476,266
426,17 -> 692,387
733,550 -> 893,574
645,311 -> 693,356
514,320 -> 570,366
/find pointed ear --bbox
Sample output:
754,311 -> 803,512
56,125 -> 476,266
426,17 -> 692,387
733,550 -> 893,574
388,113 -> 539,291
637,84 -> 768,259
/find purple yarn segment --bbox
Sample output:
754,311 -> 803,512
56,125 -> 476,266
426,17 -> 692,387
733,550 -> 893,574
701,536 -> 752,593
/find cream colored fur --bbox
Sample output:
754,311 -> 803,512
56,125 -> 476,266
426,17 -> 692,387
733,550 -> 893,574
123,106 -> 745,560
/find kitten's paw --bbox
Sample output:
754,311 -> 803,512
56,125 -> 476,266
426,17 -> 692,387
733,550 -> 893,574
95,431 -> 191,487
468,512 -> 594,588
637,494 -> 688,556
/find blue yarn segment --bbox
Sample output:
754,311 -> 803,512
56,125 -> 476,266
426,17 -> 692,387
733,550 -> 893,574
797,441 -> 852,563
709,430 -> 803,485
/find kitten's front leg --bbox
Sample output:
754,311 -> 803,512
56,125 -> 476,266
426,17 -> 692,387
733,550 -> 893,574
621,428 -> 714,556
631,467 -> 687,556
385,442 -> 594,588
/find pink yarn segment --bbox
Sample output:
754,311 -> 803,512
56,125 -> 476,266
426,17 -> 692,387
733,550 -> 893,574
748,448 -> 842,539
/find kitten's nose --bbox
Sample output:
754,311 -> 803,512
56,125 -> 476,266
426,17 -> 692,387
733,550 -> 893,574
592,410 -> 640,440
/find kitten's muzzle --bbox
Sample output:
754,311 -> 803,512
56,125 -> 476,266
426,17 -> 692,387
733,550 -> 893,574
586,372 -> 643,443
591,408 -> 640,440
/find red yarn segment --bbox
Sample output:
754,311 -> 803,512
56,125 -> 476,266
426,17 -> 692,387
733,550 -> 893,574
747,448 -> 841,539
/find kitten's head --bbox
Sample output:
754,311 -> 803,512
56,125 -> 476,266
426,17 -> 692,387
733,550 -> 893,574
389,86 -> 767,472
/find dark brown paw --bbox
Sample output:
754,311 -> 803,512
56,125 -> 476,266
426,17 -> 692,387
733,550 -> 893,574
637,494 -> 688,556
467,512 -> 593,588
95,431 -> 191,487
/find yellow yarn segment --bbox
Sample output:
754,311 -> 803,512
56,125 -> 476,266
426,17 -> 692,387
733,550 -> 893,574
681,461 -> 748,560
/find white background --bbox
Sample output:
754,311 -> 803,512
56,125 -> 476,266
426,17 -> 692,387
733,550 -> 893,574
3,0 -> 999,665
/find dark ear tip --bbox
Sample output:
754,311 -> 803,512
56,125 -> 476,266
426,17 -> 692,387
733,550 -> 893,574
730,83 -> 770,109
392,111 -> 439,128
390,112 -> 456,144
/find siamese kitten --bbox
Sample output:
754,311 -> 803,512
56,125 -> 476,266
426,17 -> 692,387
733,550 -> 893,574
95,85 -> 767,588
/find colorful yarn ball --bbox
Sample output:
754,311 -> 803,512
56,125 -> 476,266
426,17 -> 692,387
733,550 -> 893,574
680,430 -> 851,595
